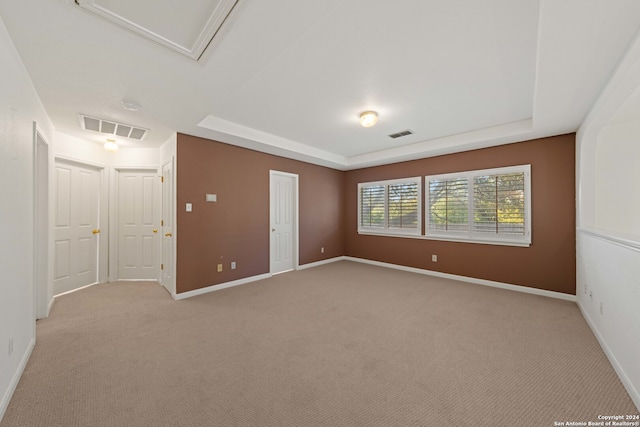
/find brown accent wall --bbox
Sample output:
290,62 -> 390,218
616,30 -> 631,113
177,133 -> 575,296
176,133 -> 345,294
344,134 -> 576,294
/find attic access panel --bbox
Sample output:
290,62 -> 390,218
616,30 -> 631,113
74,0 -> 242,61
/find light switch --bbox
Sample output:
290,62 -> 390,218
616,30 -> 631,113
186,203 -> 192,212
206,194 -> 217,202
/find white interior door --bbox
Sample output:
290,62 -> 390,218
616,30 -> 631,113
270,171 -> 298,274
117,170 -> 158,280
161,160 -> 174,293
53,160 -> 100,295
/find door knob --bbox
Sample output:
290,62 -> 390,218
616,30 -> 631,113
152,229 -> 158,233
92,229 -> 100,234
165,233 -> 172,237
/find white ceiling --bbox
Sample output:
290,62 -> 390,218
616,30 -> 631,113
1,0 -> 640,170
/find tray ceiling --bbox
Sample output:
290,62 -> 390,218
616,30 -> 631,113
1,0 -> 640,169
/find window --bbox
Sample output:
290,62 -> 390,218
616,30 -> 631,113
358,177 -> 421,236
426,165 -> 531,246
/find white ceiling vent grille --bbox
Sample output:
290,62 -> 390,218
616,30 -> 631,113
79,115 -> 148,141
388,129 -> 414,139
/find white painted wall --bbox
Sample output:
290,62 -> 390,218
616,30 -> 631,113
0,17 -> 54,421
160,133 -> 176,167
577,231 -> 640,406
113,147 -> 160,168
595,120 -> 640,238
55,131 -> 160,168
576,31 -> 640,411
54,132 -> 110,165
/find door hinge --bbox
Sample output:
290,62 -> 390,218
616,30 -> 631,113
160,176 -> 164,183
161,264 -> 164,270
161,219 -> 164,226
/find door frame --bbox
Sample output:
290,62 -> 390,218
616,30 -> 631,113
109,167 -> 161,281
160,158 -> 176,295
33,123 -> 50,320
269,170 -> 299,275
54,156 -> 109,286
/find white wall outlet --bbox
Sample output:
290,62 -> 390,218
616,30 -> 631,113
217,264 -> 222,272
231,261 -> 236,270
321,247 -> 325,253
206,194 -> 217,202
432,255 -> 437,262
186,203 -> 192,212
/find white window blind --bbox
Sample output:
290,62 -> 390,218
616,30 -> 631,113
428,177 -> 469,233
473,173 -> 526,236
388,182 -> 419,229
426,165 -> 531,246
358,177 -> 421,236
360,185 -> 385,228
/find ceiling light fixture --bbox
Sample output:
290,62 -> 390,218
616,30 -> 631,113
359,111 -> 378,127
104,139 -> 119,152
121,99 -> 141,111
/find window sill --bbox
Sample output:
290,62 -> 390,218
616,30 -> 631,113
358,231 -> 531,247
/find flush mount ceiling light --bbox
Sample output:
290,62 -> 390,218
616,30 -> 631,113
121,99 -> 141,111
104,139 -> 119,152
359,111 -> 378,127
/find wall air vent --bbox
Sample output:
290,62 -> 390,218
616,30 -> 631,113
79,114 -> 148,141
388,129 -> 414,139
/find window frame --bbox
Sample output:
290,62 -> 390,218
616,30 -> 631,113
357,177 -> 422,237
425,165 -> 531,247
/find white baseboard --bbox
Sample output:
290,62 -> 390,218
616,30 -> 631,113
54,281 -> 100,298
0,337 -> 35,423
47,296 -> 55,317
577,301 -> 640,412
173,258 -> 346,300
298,257 -> 345,270
172,273 -> 273,300
343,257 -> 576,302
171,256 -> 576,303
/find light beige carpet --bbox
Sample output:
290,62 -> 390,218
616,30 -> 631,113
2,261 -> 637,426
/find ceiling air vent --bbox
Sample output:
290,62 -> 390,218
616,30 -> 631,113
388,129 -> 414,139
79,114 -> 148,141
